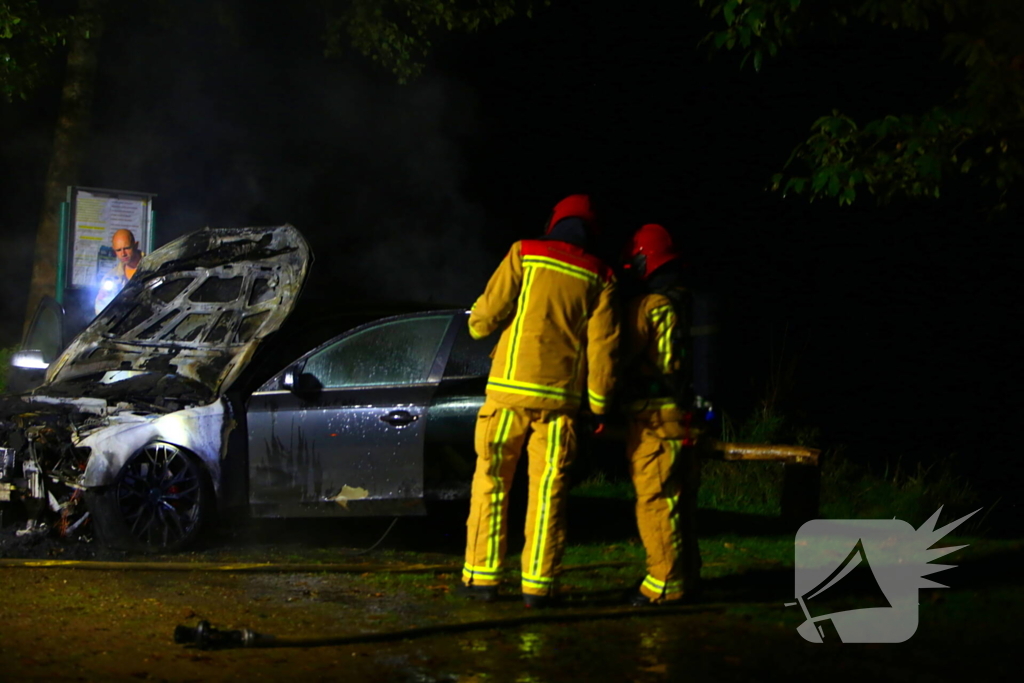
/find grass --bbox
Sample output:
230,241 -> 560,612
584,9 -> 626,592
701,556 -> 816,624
570,405 -> 985,532
819,451 -> 984,528
352,532 -> 1020,602
570,471 -> 636,500
348,536 -> 801,599
573,450 -> 984,530
697,460 -> 784,516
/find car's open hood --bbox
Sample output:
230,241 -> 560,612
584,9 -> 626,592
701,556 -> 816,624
43,225 -> 311,401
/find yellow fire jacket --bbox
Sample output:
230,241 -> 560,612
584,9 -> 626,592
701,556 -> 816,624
468,239 -> 619,415
624,288 -> 689,412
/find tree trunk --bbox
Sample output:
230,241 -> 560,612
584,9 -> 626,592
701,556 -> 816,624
23,0 -> 105,336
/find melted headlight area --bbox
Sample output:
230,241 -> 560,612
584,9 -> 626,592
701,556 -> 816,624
0,399 -> 101,538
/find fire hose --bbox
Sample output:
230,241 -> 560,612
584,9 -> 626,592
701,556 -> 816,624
0,558 -> 721,649
174,603 -> 724,650
0,559 -> 630,573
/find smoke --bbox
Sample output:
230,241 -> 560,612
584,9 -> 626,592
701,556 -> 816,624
74,6 -> 494,308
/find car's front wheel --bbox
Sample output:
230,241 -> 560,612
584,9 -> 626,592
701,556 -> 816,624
86,443 -> 214,552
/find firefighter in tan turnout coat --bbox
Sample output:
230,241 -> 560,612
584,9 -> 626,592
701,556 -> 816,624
622,223 -> 702,605
461,194 -> 619,607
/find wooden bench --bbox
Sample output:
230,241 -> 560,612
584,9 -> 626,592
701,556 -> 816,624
707,441 -> 822,525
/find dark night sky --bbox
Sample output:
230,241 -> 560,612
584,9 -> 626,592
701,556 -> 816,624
0,1 -> 1019,506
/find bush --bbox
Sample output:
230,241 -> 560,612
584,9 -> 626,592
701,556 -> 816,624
0,346 -> 13,395
698,459 -> 783,516
576,404 -> 982,529
697,405 -> 817,517
820,451 -> 981,528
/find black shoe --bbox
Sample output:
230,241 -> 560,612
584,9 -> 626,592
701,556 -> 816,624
628,592 -> 688,607
523,593 -> 558,609
629,592 -> 655,607
457,584 -> 499,602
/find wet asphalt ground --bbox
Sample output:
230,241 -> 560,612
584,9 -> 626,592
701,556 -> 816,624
0,502 -> 1018,682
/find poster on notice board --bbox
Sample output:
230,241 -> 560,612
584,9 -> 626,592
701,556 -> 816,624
69,188 -> 154,288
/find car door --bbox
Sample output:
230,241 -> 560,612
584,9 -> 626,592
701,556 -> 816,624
423,313 -> 493,498
6,296 -> 64,394
246,312 -> 458,517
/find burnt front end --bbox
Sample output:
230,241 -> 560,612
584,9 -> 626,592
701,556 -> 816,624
0,396 -> 102,536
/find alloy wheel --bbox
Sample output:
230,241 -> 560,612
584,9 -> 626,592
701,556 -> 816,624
115,443 -> 205,549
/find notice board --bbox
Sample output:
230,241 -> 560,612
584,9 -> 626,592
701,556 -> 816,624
68,187 -> 155,288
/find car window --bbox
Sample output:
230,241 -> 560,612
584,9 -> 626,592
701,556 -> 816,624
442,320 -> 492,379
304,315 -> 452,388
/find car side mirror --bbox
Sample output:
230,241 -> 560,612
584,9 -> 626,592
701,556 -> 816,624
282,365 -> 300,391
11,349 -> 49,370
282,365 -> 321,395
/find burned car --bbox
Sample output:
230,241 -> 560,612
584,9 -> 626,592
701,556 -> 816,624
0,225 -> 489,551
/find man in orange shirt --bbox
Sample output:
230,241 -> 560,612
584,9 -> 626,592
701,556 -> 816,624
94,229 -> 144,315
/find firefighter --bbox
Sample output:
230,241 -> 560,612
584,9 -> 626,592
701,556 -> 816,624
461,194 -> 619,608
621,223 -> 702,605
94,229 -> 144,315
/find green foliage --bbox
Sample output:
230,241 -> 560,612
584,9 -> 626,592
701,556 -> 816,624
699,459 -> 784,516
325,0 -> 546,83
699,0 -> 1024,209
820,451 -> 982,528
571,470 -> 637,500
0,0 -> 72,101
0,345 -> 11,394
573,409 -> 982,527
2,1 -> 545,100
699,392 -> 820,516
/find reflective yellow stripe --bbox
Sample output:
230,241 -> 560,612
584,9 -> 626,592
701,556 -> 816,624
642,575 -> 666,591
588,388 -> 607,409
665,438 -> 682,559
463,564 -> 501,583
504,264 -> 537,379
642,575 -> 683,594
529,417 -> 561,581
487,378 -> 581,403
666,439 -> 680,516
522,573 -> 555,587
486,409 -> 514,567
521,255 -> 600,284
569,315 -> 588,397
650,304 -> 676,374
464,564 -> 501,576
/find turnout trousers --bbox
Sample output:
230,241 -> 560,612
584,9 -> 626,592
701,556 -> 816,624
626,406 -> 702,602
463,401 -> 577,597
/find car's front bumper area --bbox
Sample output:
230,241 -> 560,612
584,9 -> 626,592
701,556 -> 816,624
0,396 -> 99,534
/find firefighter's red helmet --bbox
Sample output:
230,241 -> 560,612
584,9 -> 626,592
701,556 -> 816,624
628,223 -> 679,280
545,194 -> 597,234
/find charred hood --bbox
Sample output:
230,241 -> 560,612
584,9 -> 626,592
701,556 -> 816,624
43,225 -> 312,403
